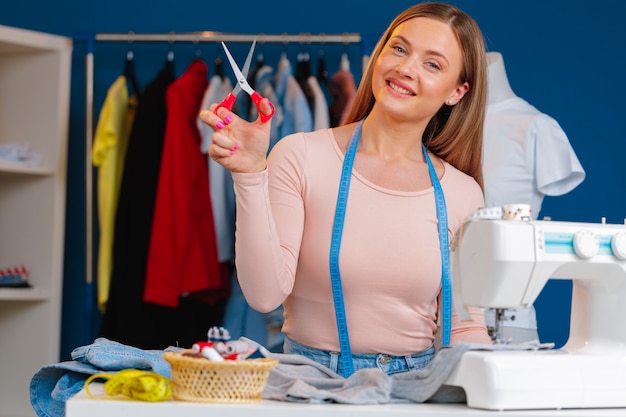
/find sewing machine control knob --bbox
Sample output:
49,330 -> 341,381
573,229 -> 599,259
611,231 -> 626,260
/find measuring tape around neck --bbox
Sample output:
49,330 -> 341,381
423,144 -> 452,348
329,120 -> 452,378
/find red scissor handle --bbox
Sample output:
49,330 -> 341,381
250,91 -> 276,123
214,92 -> 237,114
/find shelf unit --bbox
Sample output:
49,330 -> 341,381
0,25 -> 71,417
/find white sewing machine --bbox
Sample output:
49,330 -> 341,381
445,205 -> 626,411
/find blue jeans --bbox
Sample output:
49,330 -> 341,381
283,337 -> 435,376
30,338 -> 177,417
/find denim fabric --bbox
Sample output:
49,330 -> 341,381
71,337 -> 173,375
30,338 -> 178,417
283,338 -> 435,376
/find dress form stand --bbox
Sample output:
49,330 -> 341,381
486,52 -> 515,105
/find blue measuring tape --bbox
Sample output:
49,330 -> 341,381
423,146 -> 452,348
329,120 -> 452,378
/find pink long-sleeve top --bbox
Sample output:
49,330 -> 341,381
232,127 -> 491,356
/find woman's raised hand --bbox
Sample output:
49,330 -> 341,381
199,97 -> 274,173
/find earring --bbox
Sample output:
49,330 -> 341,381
447,99 -> 454,106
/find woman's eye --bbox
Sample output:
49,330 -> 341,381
393,45 -> 407,55
426,61 -> 441,70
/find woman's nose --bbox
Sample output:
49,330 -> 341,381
395,60 -> 417,78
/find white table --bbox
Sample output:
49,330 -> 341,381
66,384 -> 626,417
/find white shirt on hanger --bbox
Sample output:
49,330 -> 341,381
197,74 -> 236,263
307,75 -> 330,130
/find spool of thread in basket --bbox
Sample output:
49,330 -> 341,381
191,340 -> 262,360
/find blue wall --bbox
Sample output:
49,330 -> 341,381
2,0 -> 625,359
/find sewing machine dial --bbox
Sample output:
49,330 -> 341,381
611,230 -> 626,260
573,229 -> 600,259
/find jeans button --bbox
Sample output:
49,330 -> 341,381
379,354 -> 392,365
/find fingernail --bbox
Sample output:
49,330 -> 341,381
234,143 -> 240,150
229,150 -> 234,156
224,115 -> 233,123
216,121 -> 224,129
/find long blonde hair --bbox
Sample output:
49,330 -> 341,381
344,2 -> 487,189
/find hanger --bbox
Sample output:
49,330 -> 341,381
299,38 -> 312,80
279,33 -> 289,64
256,51 -> 265,67
340,52 -> 350,72
193,35 -> 202,60
316,35 -> 329,86
123,33 -> 142,98
167,32 -> 175,62
296,47 -> 315,114
296,51 -> 312,82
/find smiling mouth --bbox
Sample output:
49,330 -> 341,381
387,81 -> 414,96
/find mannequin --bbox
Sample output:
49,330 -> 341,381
486,52 -> 515,105
482,51 -> 586,343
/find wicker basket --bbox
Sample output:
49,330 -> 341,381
163,350 -> 278,403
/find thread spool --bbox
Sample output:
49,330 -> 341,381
191,341 -> 214,355
223,341 -> 250,355
200,346 -> 224,361
502,204 -> 532,221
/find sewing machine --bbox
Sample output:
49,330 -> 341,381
445,205 -> 626,411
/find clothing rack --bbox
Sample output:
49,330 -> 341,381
81,31 -> 363,292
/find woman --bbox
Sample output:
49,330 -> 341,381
199,2 -> 492,377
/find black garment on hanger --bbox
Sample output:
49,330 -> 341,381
244,53 -> 265,119
124,51 -> 142,99
295,52 -> 315,115
214,56 -> 224,79
248,52 -> 264,90
317,51 -> 328,87
99,59 -> 177,349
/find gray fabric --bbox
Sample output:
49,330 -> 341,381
259,340 -> 554,404
262,352 -> 392,404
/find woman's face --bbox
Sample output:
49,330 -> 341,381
371,17 -> 469,122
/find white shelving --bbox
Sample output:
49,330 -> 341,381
0,25 -> 71,417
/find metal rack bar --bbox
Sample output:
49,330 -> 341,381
95,31 -> 361,44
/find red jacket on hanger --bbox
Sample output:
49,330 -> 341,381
144,59 -> 225,308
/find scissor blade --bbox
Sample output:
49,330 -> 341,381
221,42 -> 254,95
241,40 -> 256,78
222,42 -> 246,81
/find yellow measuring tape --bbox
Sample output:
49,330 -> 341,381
85,369 -> 172,402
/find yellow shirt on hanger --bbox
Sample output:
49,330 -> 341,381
92,75 -> 134,312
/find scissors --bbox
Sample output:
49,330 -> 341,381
214,40 -> 276,123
